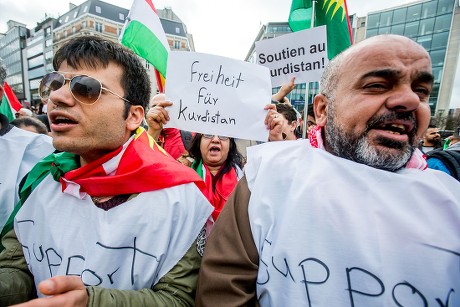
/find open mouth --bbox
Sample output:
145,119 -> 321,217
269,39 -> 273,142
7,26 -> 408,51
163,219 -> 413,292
52,116 -> 78,125
379,123 -> 406,135
209,145 -> 221,153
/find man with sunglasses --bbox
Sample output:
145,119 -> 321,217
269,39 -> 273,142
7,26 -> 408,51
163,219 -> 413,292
196,35 -> 460,306
0,36 -> 213,306
0,58 -> 54,231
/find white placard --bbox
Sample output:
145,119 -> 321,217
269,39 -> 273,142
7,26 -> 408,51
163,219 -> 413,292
164,51 -> 271,142
255,26 -> 328,87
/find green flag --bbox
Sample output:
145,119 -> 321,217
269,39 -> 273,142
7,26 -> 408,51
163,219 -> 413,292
0,95 -> 15,121
289,0 -> 352,59
288,0 -> 313,32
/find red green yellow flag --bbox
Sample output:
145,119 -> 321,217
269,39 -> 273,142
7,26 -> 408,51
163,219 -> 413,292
289,0 -> 353,59
0,82 -> 22,121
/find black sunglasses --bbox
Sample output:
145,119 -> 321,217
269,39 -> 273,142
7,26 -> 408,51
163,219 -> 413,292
202,134 -> 229,141
39,71 -> 131,105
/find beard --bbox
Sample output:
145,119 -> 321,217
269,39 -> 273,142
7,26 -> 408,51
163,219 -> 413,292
325,104 -> 418,172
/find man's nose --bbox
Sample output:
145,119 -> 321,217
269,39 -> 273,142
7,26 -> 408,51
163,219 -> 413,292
385,86 -> 421,111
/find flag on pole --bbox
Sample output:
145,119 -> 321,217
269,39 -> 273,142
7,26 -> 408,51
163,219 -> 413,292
120,0 -> 170,93
289,0 -> 353,59
0,82 -> 22,121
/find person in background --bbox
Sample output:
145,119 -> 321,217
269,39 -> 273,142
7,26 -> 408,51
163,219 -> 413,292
265,103 -> 298,141
426,126 -> 460,180
0,57 -> 54,230
188,133 -> 244,221
15,107 -> 34,118
421,121 -> 442,153
0,35 -> 212,306
196,34 -> 460,306
10,116 -> 49,135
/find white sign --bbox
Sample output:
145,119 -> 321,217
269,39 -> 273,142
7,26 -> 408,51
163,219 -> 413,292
164,51 -> 271,142
255,26 -> 328,87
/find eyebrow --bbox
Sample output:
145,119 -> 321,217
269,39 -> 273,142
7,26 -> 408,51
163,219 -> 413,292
359,69 -> 434,84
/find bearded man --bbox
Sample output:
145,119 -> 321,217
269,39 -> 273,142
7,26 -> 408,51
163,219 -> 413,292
196,35 -> 460,306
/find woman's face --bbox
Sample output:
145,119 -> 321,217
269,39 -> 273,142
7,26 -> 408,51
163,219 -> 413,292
200,134 -> 230,168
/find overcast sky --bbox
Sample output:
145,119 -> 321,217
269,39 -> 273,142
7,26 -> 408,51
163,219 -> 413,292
0,0 -> 417,60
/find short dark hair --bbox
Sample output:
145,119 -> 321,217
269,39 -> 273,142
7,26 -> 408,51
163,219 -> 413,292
188,133 -> 244,184
276,103 -> 297,124
53,36 -> 151,115
11,116 -> 49,135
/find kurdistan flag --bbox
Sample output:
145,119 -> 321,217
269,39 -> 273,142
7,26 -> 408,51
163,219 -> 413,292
0,81 -> 22,121
289,0 -> 353,59
120,0 -> 170,92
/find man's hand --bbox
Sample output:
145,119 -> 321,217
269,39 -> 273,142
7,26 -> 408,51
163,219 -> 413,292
146,101 -> 173,140
264,104 -> 284,141
11,276 -> 88,307
271,77 -> 296,103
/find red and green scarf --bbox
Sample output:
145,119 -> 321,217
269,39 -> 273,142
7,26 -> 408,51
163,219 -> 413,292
191,159 -> 238,221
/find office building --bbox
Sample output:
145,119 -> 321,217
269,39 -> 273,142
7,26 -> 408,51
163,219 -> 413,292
0,21 -> 29,101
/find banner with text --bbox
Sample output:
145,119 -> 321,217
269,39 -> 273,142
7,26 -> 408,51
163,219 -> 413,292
164,51 -> 271,142
255,26 -> 328,87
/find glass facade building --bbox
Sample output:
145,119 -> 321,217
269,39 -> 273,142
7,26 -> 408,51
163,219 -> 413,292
366,0 -> 457,114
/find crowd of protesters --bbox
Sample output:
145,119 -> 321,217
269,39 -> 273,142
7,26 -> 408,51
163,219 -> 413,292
0,34 -> 459,306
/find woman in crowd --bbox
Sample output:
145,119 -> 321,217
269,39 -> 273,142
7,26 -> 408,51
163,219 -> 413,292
188,133 -> 244,221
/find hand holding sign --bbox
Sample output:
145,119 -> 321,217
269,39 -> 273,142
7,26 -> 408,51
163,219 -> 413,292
165,51 -> 271,142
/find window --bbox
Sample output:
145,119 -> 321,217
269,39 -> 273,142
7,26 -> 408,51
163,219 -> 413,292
119,13 -> 125,20
432,66 -> 443,83
416,35 -> 432,50
418,17 -> 435,35
45,50 -> 53,60
366,28 -> 378,38
45,27 -> 51,37
175,27 -> 180,34
95,6 -> 101,14
392,8 -> 407,24
74,11 -> 78,18
404,21 -> 419,38
95,22 -> 103,33
390,24 -> 405,35
434,14 -> 452,33
437,0 -> 455,14
65,16 -> 69,23
379,11 -> 393,27
378,27 -> 391,35
28,56 -> 43,69
430,49 -> 446,66
29,79 -> 41,90
72,26 -> 76,34
431,32 -> 449,50
367,14 -> 380,28
406,4 -> 421,21
83,5 -> 88,13
174,40 -> 180,49
82,21 -> 86,28
421,1 -> 437,18
45,39 -> 52,47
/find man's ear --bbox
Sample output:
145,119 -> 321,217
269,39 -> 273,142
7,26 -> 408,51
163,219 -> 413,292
126,105 -> 145,132
313,94 -> 328,127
